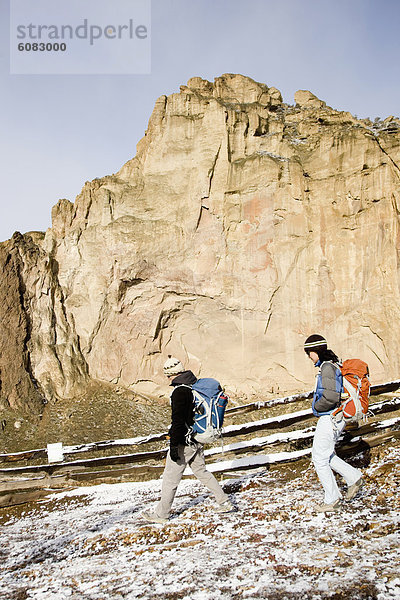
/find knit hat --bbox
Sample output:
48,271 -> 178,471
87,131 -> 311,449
163,355 -> 184,376
304,334 -> 327,355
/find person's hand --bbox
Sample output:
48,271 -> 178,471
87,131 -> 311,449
169,446 -> 180,463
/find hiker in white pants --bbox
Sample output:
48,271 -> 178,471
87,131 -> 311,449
142,356 -> 233,524
312,415 -> 362,505
304,335 -> 364,513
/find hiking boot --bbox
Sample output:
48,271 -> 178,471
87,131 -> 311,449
315,499 -> 341,514
346,477 -> 364,500
215,499 -> 235,514
142,510 -> 168,524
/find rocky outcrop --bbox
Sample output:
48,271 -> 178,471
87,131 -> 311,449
1,73 -> 400,410
0,232 -> 88,412
0,234 -> 45,414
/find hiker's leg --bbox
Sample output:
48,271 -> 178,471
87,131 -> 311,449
154,445 -> 188,519
329,419 -> 362,486
330,454 -> 362,487
189,443 -> 228,505
312,415 -> 342,504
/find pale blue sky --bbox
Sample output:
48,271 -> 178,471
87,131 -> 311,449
1,0 -> 399,242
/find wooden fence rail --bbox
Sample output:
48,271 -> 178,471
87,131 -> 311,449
2,414 -> 399,478
1,421 -> 399,509
0,384 -> 399,508
224,380 -> 400,415
2,381 -> 399,465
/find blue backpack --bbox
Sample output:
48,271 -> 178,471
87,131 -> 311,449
191,378 -> 228,444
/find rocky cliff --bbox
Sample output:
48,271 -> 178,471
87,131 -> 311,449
1,74 -> 400,412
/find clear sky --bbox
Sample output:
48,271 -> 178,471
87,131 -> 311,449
1,0 -> 399,242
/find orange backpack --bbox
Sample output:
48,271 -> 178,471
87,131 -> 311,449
332,359 -> 370,423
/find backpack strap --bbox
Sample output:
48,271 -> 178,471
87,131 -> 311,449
342,374 -> 363,417
169,383 -> 193,404
343,374 -> 361,400
332,373 -> 364,423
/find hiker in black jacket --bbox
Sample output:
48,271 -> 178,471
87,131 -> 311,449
142,356 -> 234,524
168,368 -> 197,457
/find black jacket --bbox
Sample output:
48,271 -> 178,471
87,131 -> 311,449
168,370 -> 197,446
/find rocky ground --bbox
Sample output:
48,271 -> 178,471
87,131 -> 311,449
1,438 -> 399,600
0,382 -> 171,454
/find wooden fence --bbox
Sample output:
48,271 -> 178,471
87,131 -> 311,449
1,381 -> 400,508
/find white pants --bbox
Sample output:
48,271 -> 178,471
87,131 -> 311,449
155,443 -> 228,519
312,415 -> 362,504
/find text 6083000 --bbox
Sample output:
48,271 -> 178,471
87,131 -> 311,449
18,42 -> 67,52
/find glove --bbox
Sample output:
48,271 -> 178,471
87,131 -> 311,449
169,446 -> 180,463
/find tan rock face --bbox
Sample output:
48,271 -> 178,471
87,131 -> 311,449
294,89 -> 327,109
1,73 -> 400,409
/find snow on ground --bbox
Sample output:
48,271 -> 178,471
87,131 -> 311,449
1,442 -> 400,600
